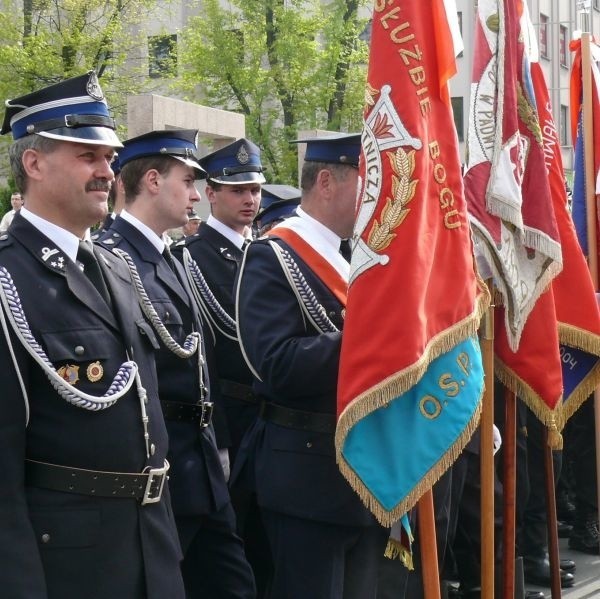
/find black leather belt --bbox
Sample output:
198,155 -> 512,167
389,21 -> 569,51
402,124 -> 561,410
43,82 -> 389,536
25,459 -> 170,505
161,399 -> 213,428
220,379 -> 258,404
260,402 -> 336,434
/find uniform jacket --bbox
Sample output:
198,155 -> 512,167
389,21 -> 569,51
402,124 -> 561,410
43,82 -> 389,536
172,222 -> 257,454
235,236 -> 376,527
0,213 -> 184,599
98,216 -> 230,520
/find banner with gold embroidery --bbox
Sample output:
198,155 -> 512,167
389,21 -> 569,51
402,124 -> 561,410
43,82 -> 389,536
335,0 -> 490,525
464,0 -> 562,355
495,61 -> 600,431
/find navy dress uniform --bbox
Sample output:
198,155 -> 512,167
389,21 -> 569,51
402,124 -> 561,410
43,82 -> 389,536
235,133 -> 388,599
171,137 -> 273,596
97,130 -> 256,598
0,73 -> 184,599
253,184 -> 301,236
172,138 -> 266,461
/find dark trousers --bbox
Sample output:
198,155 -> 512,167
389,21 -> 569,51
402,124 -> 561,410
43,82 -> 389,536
563,396 -> 597,517
263,508 -> 388,599
377,467 -> 453,599
178,503 -> 256,599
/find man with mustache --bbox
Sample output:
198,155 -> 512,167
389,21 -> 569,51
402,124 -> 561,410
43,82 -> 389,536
0,72 -> 185,599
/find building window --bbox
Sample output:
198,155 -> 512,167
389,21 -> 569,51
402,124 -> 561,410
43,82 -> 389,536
560,104 -> 568,146
559,25 -> 568,68
148,34 -> 177,79
539,14 -> 549,59
451,97 -> 464,142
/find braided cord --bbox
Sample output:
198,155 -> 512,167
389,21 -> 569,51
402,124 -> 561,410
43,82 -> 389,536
268,242 -> 339,334
0,266 -> 138,411
112,248 -> 200,359
182,248 -> 238,340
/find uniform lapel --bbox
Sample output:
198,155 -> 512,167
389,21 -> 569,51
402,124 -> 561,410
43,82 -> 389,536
200,223 -> 243,266
10,215 -> 118,330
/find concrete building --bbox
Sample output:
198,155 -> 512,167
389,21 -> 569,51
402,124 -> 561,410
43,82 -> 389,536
453,0 -> 600,179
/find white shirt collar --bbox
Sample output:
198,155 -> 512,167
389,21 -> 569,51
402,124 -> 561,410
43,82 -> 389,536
120,210 -> 165,254
275,206 -> 348,281
206,214 -> 250,250
19,207 -> 83,263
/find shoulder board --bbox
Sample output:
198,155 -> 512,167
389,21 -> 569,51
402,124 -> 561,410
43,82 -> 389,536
0,232 -> 14,249
97,230 -> 124,248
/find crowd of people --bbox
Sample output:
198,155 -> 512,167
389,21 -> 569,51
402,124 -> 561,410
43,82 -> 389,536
0,71 -> 598,599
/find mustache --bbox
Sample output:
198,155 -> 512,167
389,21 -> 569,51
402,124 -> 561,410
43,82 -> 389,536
86,180 -> 112,193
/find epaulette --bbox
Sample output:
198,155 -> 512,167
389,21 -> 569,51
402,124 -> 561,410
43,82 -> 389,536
97,230 -> 124,248
0,232 -> 14,250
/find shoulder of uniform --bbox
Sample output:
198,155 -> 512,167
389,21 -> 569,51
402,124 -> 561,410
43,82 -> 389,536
96,230 -> 124,248
0,232 -> 14,250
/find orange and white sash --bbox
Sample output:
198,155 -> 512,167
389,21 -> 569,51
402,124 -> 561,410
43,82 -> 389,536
268,226 -> 348,307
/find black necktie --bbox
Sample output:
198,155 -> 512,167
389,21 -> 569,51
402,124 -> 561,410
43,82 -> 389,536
77,241 -> 112,306
339,239 -> 352,263
162,246 -> 176,271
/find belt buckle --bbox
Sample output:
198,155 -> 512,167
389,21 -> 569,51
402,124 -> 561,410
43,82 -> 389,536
141,460 -> 169,505
200,401 -> 214,429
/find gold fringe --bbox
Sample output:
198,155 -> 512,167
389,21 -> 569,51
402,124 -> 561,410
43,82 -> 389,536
384,538 -> 414,571
335,284 -> 490,526
495,357 -> 563,432
336,400 -> 482,527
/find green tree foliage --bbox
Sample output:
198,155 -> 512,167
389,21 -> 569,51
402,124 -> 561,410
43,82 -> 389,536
0,0 -> 169,181
178,0 -> 370,183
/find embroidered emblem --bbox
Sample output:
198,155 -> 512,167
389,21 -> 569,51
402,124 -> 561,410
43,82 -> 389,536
40,247 -> 60,262
86,71 -> 104,101
57,364 -> 80,385
86,361 -> 104,382
236,144 -> 249,165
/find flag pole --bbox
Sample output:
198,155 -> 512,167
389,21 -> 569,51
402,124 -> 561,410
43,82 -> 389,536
502,388 -> 517,599
480,291 -> 496,598
417,490 -> 441,599
582,33 -> 598,288
580,28 -> 600,557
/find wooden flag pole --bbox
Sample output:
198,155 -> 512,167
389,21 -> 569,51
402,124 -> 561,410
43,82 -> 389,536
580,31 -> 600,553
543,426 -> 562,599
480,293 -> 496,598
502,389 -> 517,599
418,490 -> 441,599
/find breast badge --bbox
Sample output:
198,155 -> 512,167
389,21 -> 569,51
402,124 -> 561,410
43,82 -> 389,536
86,361 -> 104,383
57,364 -> 80,385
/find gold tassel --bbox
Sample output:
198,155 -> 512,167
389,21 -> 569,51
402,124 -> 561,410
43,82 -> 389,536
384,539 -> 414,571
547,415 -> 563,450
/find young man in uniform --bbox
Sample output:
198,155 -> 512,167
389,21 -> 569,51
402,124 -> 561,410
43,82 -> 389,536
97,129 -> 256,598
172,137 -> 270,594
0,72 -> 185,599
235,133 -> 388,599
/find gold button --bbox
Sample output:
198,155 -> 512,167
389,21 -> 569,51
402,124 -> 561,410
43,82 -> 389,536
74,345 -> 85,356
41,533 -> 51,543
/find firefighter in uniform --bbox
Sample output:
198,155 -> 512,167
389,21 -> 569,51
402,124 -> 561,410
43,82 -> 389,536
97,129 -> 256,598
234,133 -> 388,599
0,72 -> 185,599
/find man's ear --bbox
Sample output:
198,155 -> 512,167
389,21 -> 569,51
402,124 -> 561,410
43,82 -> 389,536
144,168 -> 161,193
21,149 -> 44,182
316,168 -> 333,198
205,185 -> 217,206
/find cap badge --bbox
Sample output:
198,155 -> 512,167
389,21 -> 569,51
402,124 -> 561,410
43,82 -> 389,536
57,364 -> 80,385
236,144 -> 249,165
86,71 -> 104,101
86,361 -> 104,383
